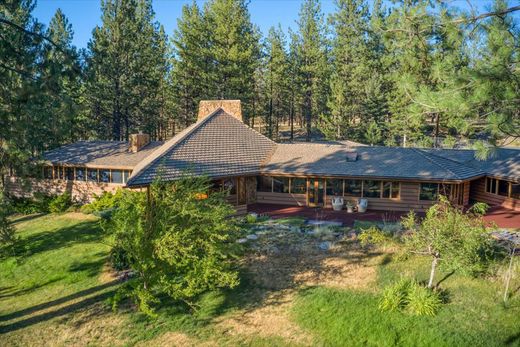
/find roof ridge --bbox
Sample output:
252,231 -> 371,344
126,108 -> 224,186
414,148 -> 475,179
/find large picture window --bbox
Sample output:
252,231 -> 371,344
65,167 -> 75,181
75,168 -> 86,181
420,183 -> 438,201
100,169 -> 110,183
382,181 -> 400,199
257,176 -> 272,192
363,180 -> 381,198
273,177 -> 289,193
326,179 -> 343,196
43,166 -> 53,179
111,170 -> 123,183
511,183 -> 520,200
498,180 -> 509,197
345,180 -> 362,196
87,168 -> 98,182
486,177 -> 518,199
486,177 -> 497,194
291,178 -> 307,194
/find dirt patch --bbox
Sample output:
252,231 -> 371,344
214,290 -> 313,346
136,332 -> 215,347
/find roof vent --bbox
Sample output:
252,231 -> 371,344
345,151 -> 358,162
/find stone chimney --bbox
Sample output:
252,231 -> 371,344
129,133 -> 150,153
197,100 -> 242,122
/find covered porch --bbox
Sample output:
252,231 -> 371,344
247,203 -> 520,229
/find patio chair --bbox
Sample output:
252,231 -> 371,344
357,198 -> 368,213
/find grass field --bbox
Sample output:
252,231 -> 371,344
0,213 -> 518,346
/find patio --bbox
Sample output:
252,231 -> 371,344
247,203 -> 520,229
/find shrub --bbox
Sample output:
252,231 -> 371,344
407,283 -> 442,316
379,278 -> 412,312
245,213 -> 257,224
358,226 -> 393,247
0,201 -> 17,256
48,192 -> 72,213
81,189 -> 124,214
379,278 -> 443,316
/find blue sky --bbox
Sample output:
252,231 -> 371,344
33,0 -> 498,49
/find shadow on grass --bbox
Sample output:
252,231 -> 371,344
10,213 -> 46,225
17,220 -> 103,257
0,278 -> 64,299
0,280 -> 119,327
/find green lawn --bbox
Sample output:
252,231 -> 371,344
1,213 -> 519,346
293,255 -> 520,347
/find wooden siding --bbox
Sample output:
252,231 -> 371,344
256,192 -> 307,206
470,178 -> 520,211
5,176 -> 123,203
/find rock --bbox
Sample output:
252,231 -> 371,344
319,241 -> 332,250
237,238 -> 248,244
246,234 -> 258,240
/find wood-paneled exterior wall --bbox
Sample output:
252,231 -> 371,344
5,176 -> 123,203
469,177 -> 520,211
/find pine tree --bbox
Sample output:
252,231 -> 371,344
323,0 -> 371,140
263,26 -> 290,139
296,0 -> 329,141
86,0 -> 168,140
170,1 -> 209,128
203,0 -> 261,124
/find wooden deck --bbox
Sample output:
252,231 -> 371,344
247,203 -> 520,229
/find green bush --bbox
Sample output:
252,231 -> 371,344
48,192 -> 73,213
110,245 -> 130,271
7,193 -> 55,214
81,189 -> 124,214
379,278 -> 412,312
358,226 -> 393,247
0,201 -> 17,256
379,278 -> 442,316
245,213 -> 257,224
407,283 -> 442,316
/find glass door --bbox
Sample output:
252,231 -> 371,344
308,178 -> 324,206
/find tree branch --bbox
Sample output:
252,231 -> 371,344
452,5 -> 520,24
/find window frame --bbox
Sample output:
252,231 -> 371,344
419,183 -> 439,201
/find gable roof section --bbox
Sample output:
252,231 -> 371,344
126,108 -> 276,187
422,148 -> 520,182
41,141 -> 163,170
262,143 -> 484,181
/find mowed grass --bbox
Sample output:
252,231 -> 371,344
292,255 -> 520,347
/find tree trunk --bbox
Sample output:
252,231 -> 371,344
428,256 -> 439,288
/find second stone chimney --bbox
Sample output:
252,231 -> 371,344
129,133 -> 150,153
198,100 -> 242,122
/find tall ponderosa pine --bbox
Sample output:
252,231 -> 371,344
296,0 -> 329,141
263,26 -> 290,139
86,0 -> 169,140
323,0 -> 372,140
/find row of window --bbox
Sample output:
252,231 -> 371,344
43,166 -> 132,184
257,177 -> 401,199
486,178 -> 520,199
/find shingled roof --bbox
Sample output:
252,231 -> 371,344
262,143 -> 485,181
421,147 -> 520,182
42,141 -> 163,169
126,108 -> 276,187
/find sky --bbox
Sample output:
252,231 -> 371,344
32,0 -> 499,49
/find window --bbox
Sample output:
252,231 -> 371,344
498,180 -> 509,197
257,176 -> 272,192
291,178 -> 307,194
382,181 -> 400,199
511,183 -> 520,200
486,177 -> 497,194
420,183 -> 438,201
111,170 -> 123,183
439,184 -> 452,198
345,180 -> 362,196
326,179 -> 343,196
273,177 -> 289,193
87,168 -> 98,182
43,166 -> 53,179
100,169 -> 110,183
363,180 -> 382,198
75,168 -> 86,181
123,170 -> 131,183
54,166 -> 63,180
65,167 -> 74,180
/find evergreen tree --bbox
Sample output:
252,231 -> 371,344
203,0 -> 261,124
86,0 -> 168,140
263,26 -> 290,139
296,0 -> 329,141
323,0 -> 371,140
170,1 -> 208,128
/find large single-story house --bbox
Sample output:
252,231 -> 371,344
6,100 -> 520,214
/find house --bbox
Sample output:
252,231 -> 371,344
6,100 -> 520,213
